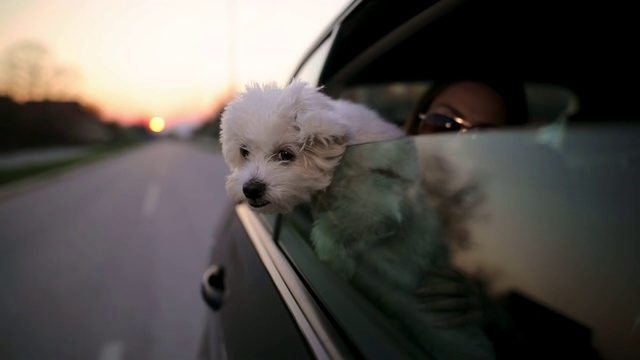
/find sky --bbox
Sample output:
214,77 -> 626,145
0,0 -> 350,129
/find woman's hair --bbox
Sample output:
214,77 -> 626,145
404,77 -> 529,135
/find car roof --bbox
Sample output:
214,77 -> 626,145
301,0 -> 638,123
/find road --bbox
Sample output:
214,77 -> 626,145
0,140 -> 229,360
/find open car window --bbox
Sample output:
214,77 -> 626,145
278,125 -> 640,359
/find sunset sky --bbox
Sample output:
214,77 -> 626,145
0,0 -> 350,129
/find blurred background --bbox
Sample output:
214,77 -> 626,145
0,1 -> 349,359
0,0 -> 349,148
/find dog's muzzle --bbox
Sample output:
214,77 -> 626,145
243,180 -> 270,208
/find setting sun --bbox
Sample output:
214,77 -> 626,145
0,0 -> 349,126
148,116 -> 166,133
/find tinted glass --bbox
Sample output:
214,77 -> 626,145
281,125 -> 639,359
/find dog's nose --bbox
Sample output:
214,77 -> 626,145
243,180 -> 266,200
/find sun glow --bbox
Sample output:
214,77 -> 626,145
0,0 -> 350,126
148,116 -> 166,133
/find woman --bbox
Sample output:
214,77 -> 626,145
405,78 -> 528,135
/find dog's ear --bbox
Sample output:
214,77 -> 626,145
291,86 -> 352,148
295,115 -> 351,152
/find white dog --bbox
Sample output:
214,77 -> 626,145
220,80 -> 494,359
219,80 -> 404,214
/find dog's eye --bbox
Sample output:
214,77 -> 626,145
276,149 -> 296,162
240,147 -> 250,159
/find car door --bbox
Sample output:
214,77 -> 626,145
199,202 -> 316,360
202,0 -> 640,359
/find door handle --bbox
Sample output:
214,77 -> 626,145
201,264 -> 225,311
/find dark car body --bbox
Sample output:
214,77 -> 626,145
199,0 -> 640,359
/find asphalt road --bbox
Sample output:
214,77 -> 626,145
0,140 -> 229,360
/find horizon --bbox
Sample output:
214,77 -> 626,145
0,0 -> 350,131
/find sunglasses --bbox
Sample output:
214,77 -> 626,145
418,113 -> 497,134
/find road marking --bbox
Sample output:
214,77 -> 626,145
143,181 -> 161,217
97,341 -> 124,360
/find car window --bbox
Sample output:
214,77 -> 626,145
277,205 -> 428,358
339,82 -> 578,130
525,83 -> 578,127
340,82 -> 429,127
292,36 -> 334,87
278,126 -> 639,359
276,0 -> 639,358
526,83 -> 578,152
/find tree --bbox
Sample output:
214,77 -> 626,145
0,41 -> 49,101
0,40 -> 81,102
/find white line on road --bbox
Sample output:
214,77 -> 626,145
97,341 -> 124,360
143,181 -> 161,217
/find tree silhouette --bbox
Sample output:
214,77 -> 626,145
0,40 -> 81,102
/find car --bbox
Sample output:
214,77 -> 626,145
198,0 -> 640,359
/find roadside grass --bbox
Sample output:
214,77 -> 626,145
0,143 -> 140,187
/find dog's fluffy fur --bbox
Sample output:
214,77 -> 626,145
220,80 -> 493,359
219,80 -> 404,214
310,139 -> 495,359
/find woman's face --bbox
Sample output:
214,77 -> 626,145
419,81 -> 507,134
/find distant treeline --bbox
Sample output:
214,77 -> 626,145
0,96 -> 154,152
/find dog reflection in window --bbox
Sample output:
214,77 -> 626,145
310,138 -> 494,360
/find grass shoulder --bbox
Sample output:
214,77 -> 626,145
0,142 -> 141,187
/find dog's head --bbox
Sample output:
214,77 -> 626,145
220,80 -> 351,214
